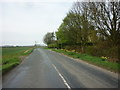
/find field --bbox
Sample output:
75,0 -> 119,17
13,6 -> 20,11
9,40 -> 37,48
50,49 -> 120,73
1,46 -> 35,74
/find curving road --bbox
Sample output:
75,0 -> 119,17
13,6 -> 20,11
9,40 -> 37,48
3,48 -> 119,88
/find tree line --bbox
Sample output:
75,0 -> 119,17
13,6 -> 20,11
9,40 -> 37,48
43,1 -> 120,62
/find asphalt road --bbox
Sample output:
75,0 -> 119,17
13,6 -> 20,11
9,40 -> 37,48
3,48 -> 119,88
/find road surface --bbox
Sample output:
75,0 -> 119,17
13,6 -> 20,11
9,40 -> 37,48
3,48 -> 119,88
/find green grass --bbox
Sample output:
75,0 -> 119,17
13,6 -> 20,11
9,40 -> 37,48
51,49 -> 120,73
2,46 -> 35,74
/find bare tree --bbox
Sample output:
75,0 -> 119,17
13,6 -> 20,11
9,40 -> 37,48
88,2 -> 120,46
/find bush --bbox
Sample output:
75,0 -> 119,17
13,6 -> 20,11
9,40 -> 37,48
85,45 -> 119,62
48,43 -> 58,48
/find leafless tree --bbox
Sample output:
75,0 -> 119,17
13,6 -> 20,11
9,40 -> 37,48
88,1 -> 120,46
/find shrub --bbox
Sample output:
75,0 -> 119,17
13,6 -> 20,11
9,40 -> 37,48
85,45 -> 119,62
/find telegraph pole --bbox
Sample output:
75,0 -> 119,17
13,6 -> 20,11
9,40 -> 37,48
35,41 -> 37,46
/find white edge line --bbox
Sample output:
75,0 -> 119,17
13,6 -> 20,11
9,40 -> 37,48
52,64 -> 71,89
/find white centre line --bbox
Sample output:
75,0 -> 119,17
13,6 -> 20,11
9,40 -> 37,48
52,64 -> 71,89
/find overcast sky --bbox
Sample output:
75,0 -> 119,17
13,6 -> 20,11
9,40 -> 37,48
0,0 -> 76,46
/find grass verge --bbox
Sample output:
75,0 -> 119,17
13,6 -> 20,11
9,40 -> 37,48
50,48 -> 120,73
2,46 -> 35,75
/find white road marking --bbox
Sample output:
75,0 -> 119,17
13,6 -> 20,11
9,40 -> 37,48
52,64 -> 71,89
